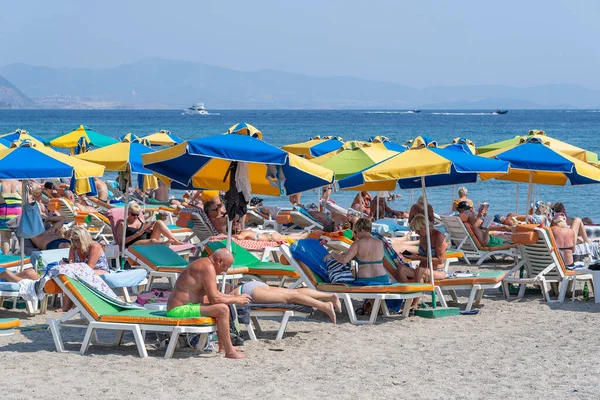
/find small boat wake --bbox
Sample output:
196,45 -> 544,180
365,111 -> 420,114
431,112 -> 492,116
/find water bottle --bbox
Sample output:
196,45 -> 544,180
583,282 -> 590,301
36,254 -> 44,276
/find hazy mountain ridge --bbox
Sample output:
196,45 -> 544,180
0,75 -> 36,108
0,58 -> 599,109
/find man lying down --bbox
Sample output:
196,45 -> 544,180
166,249 -> 340,359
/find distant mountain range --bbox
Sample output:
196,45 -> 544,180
0,58 -> 599,109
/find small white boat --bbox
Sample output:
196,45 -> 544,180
183,103 -> 209,115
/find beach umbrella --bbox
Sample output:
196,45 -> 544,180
0,129 -> 45,147
480,136 -> 600,212
339,136 -> 510,310
142,130 -> 183,147
75,136 -> 90,155
310,140 -> 398,180
282,136 -> 344,159
46,125 -> 118,151
76,138 -> 157,264
225,123 -> 262,138
0,140 -> 105,268
477,130 -> 599,162
119,133 -> 140,143
368,136 -> 406,153
142,132 -> 334,196
439,137 -> 477,155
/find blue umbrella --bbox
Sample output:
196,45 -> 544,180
368,135 -> 406,153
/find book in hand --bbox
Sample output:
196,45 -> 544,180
481,214 -> 494,229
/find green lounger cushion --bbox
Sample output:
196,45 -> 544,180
204,241 -> 298,277
129,245 -> 188,272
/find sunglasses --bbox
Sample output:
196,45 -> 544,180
129,212 -> 140,217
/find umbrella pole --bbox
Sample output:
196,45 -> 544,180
421,178 -> 436,308
19,180 -> 27,272
451,185 -> 456,211
516,183 -> 519,214
221,218 -> 233,293
120,188 -> 129,270
526,171 -> 533,215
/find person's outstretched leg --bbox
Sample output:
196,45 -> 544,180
571,217 -> 591,243
0,268 -> 38,282
251,286 -> 336,323
0,231 -> 11,255
149,220 -> 186,245
296,288 -> 341,312
200,303 -> 246,359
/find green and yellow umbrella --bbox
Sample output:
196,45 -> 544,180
310,140 -> 398,180
477,130 -> 598,162
46,125 -> 118,151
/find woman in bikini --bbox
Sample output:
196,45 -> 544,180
119,201 -> 186,247
323,217 -> 389,285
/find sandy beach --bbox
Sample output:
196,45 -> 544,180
2,260 -> 600,400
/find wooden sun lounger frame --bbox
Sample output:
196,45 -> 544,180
47,276 -> 217,359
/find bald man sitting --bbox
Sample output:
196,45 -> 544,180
167,249 -> 250,359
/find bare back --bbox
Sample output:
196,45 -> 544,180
551,225 -> 576,265
354,236 -> 386,278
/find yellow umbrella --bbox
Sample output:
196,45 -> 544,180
141,130 -> 183,147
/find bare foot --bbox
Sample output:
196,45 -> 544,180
330,294 -> 342,313
171,239 -> 187,246
225,350 -> 247,359
323,302 -> 337,324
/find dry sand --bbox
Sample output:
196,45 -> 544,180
2,261 -> 600,399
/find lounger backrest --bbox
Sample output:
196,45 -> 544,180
129,244 -> 188,267
536,227 -> 571,276
281,244 -> 324,287
517,228 -> 563,279
440,215 -> 479,251
181,208 -> 218,241
57,274 -> 124,320
107,207 -> 147,247
203,240 -> 259,266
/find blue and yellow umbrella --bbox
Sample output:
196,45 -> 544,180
226,123 -> 262,139
368,136 -> 406,153
1,129 -> 45,147
282,136 -> 344,159
142,132 -> 334,196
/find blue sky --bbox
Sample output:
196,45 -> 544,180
1,0 -> 599,88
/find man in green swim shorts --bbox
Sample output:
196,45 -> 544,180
457,201 -> 505,247
167,248 -> 250,359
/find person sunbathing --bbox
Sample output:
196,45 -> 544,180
370,195 -> 408,219
395,214 -> 447,310
30,216 -> 72,250
408,196 -> 434,224
527,203 -> 551,226
0,267 -> 39,283
493,213 -> 523,227
166,249 -> 249,359
552,202 -> 592,243
231,281 -> 340,324
551,214 -> 600,264
205,201 -> 308,242
323,218 -> 390,285
451,186 -> 473,212
456,201 -> 506,247
351,191 -> 372,215
119,201 -> 186,247
63,190 -> 97,213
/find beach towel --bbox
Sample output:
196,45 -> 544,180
373,232 -> 413,270
290,239 -> 330,282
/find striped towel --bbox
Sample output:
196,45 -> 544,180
373,232 -> 413,270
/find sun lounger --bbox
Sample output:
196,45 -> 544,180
503,227 -> 594,303
203,240 -> 299,284
0,255 -> 37,314
46,274 -> 216,358
0,318 -> 20,336
380,247 -> 504,312
276,208 -> 324,233
125,244 -> 248,289
244,207 -> 277,230
247,303 -> 312,340
440,215 -> 517,265
281,239 -> 434,325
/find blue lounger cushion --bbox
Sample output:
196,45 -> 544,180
0,281 -> 20,292
100,269 -> 147,289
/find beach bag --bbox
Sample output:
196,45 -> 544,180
326,258 -> 355,284
17,201 -> 45,239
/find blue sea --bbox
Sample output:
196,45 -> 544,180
1,109 -> 599,219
